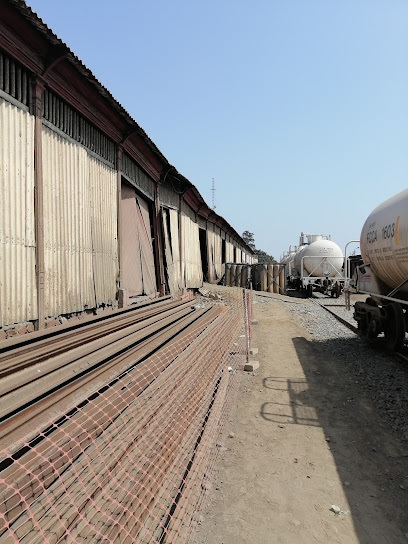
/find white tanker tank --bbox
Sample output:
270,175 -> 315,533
359,188 -> 408,298
291,233 -> 344,297
300,239 -> 343,278
353,188 -> 408,351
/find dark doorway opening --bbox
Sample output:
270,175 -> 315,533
199,228 -> 208,281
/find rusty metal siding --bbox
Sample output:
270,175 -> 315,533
181,202 -> 202,288
122,152 -> 155,200
88,155 -> 118,306
43,89 -> 116,166
162,207 -> 181,295
42,126 -> 118,316
42,126 -> 95,316
0,98 -> 37,326
197,215 -> 206,230
158,183 -> 179,210
225,240 -> 234,263
208,227 -> 222,280
0,51 -> 30,107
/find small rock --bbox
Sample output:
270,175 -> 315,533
227,366 -> 233,372
344,481 -> 351,487
400,485 -> 405,490
330,505 -> 341,514
278,424 -> 285,429
326,437 -> 331,442
229,432 -> 235,438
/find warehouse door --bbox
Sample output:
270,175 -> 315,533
121,183 -> 157,297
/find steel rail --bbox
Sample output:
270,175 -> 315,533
0,306 -> 234,542
0,302 -> 198,420
0,295 -> 174,353
0,305 -> 221,452
0,306 -> 227,533
0,298 -> 185,378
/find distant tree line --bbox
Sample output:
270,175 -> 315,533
241,231 -> 277,264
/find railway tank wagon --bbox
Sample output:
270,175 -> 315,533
352,188 -> 408,351
289,233 -> 344,297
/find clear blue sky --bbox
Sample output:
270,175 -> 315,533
27,0 -> 408,260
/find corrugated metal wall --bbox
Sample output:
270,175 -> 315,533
162,208 -> 181,295
42,126 -> 95,316
159,183 -> 179,210
42,126 -> 117,317
0,98 -> 37,326
88,156 -> 118,305
225,239 -> 234,263
207,226 -> 222,282
122,153 -> 155,200
181,202 -> 203,288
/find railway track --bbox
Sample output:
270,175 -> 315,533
309,293 -> 408,363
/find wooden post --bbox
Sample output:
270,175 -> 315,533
31,77 -> 45,330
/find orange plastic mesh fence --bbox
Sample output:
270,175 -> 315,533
0,286 -> 252,543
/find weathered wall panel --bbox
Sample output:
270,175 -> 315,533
162,207 -> 181,295
225,240 -> 234,263
159,183 -> 179,210
207,226 -> 222,282
181,202 -> 202,288
0,98 -> 37,326
42,126 -> 95,316
89,156 -> 118,305
197,215 -> 206,230
42,126 -> 118,317
122,152 -> 155,200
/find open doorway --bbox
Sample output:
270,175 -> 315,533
199,228 -> 208,282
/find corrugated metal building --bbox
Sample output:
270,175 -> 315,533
0,0 -> 254,335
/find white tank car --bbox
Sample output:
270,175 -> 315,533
293,234 -> 343,278
353,188 -> 408,351
300,239 -> 343,278
359,188 -> 408,298
289,233 -> 344,297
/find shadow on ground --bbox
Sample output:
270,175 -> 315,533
260,334 -> 408,544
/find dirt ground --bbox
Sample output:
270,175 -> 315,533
193,293 -> 408,544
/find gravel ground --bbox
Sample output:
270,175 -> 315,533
254,292 -> 408,444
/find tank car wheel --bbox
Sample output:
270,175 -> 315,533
384,302 -> 405,352
306,284 -> 313,298
357,314 -> 378,339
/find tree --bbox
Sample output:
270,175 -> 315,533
254,249 -> 277,265
241,230 -> 256,251
242,231 -> 277,264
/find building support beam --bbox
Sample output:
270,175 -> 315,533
31,77 -> 45,330
116,146 -> 123,289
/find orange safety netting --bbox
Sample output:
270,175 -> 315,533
0,286 -> 252,543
